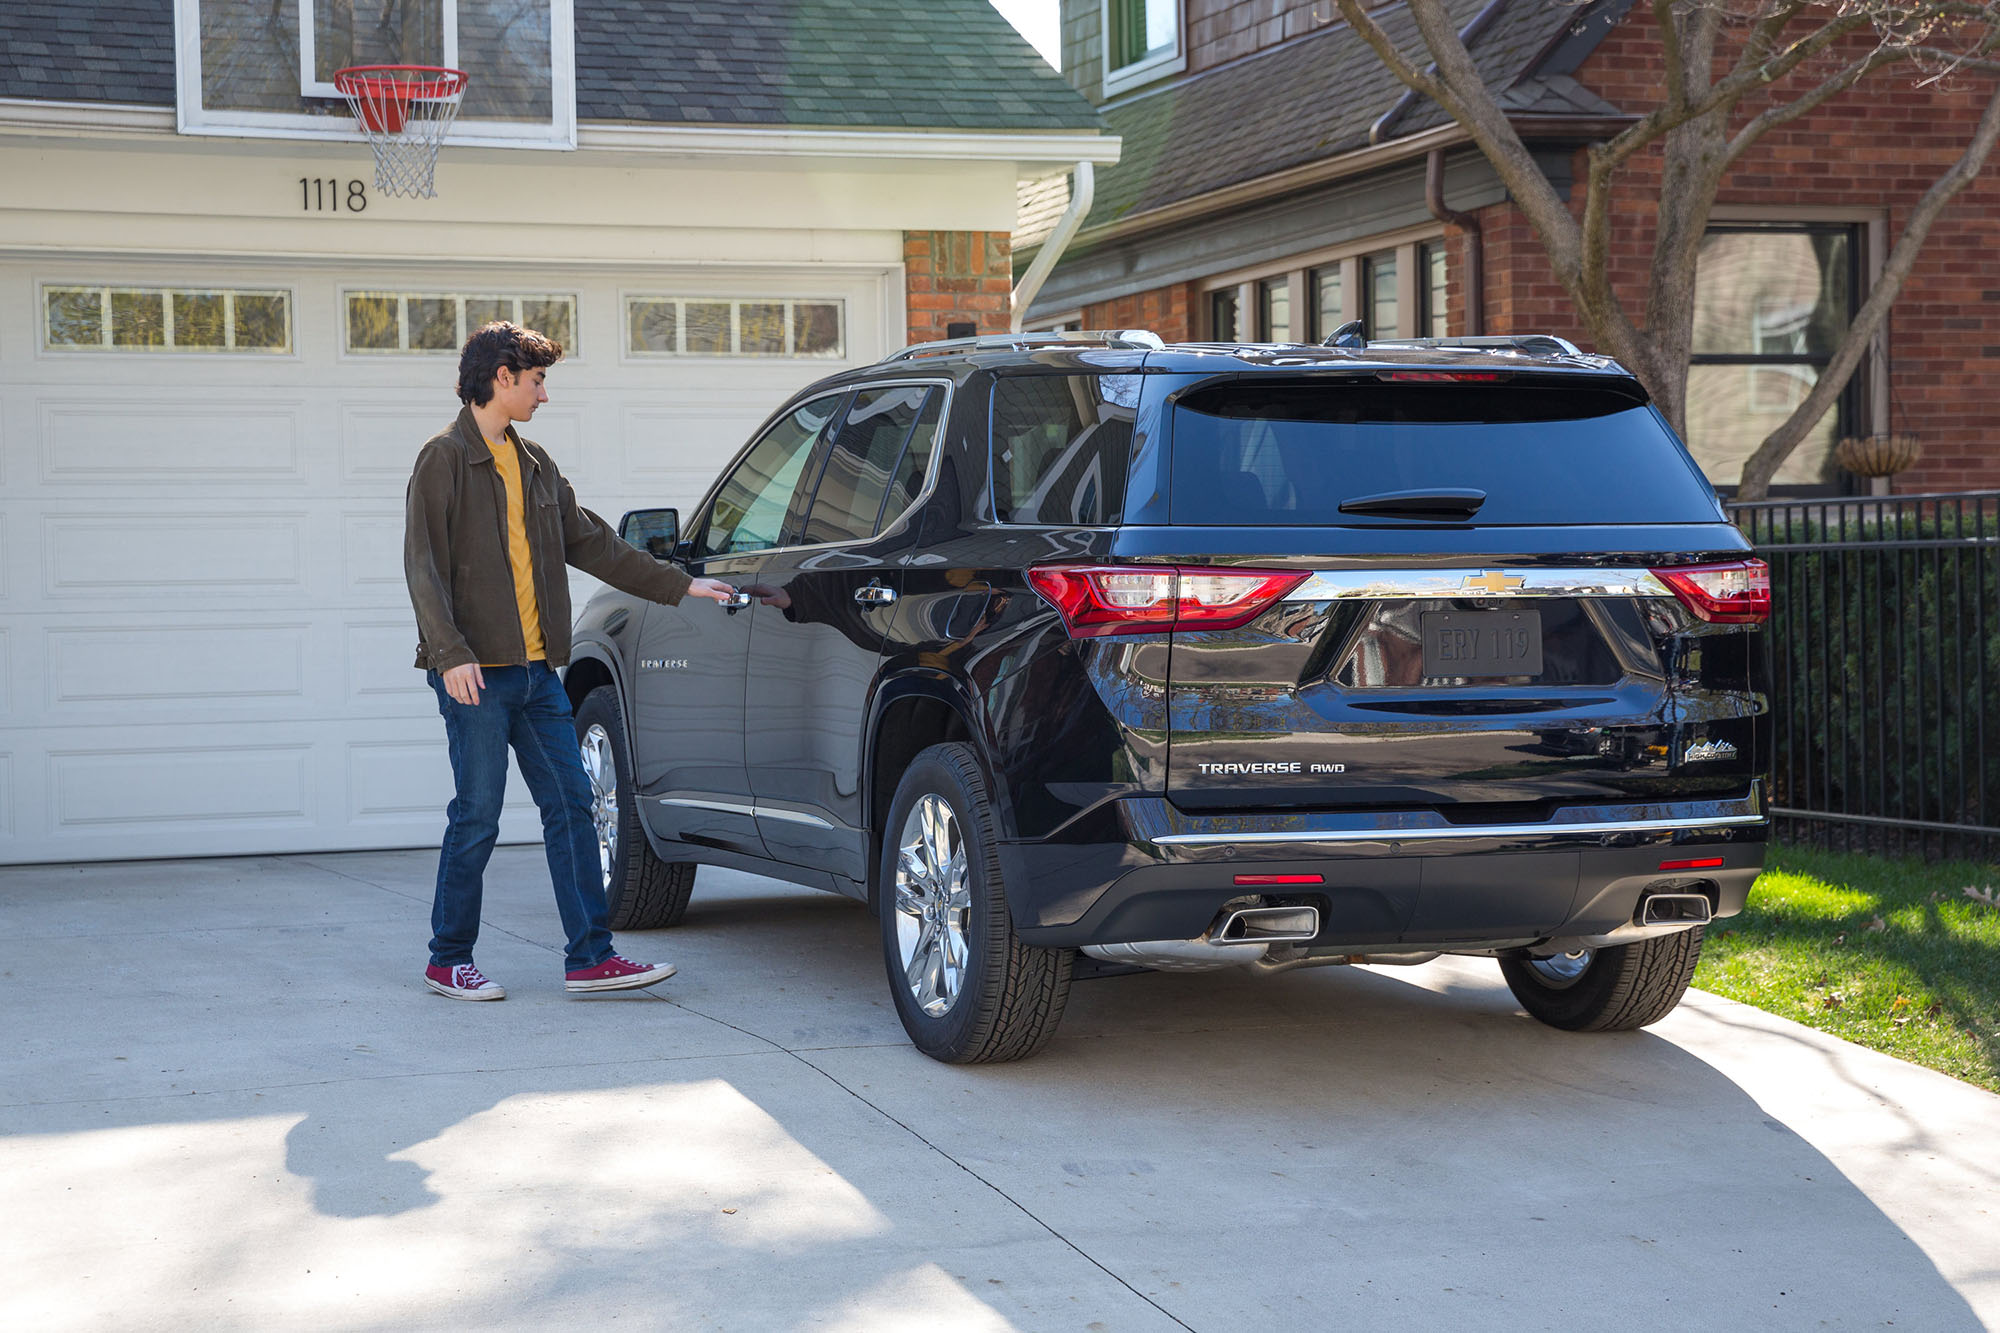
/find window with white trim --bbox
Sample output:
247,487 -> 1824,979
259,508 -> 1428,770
625,297 -> 845,359
344,291 -> 575,354
1101,0 -> 1184,96
43,285 -> 291,353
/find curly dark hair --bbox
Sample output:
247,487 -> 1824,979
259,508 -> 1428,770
457,322 -> 564,405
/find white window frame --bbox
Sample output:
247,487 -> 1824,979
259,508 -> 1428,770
340,290 -> 579,357
172,0 -> 576,149
40,283 -> 294,355
622,295 -> 849,362
298,0 -> 462,99
1100,0 -> 1186,98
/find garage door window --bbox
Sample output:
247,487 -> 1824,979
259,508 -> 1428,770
345,292 -> 577,354
626,297 -> 844,359
44,285 -> 291,352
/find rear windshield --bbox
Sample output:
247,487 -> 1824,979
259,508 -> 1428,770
1168,380 -> 1720,525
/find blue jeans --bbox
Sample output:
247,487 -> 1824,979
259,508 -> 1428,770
427,662 -> 613,973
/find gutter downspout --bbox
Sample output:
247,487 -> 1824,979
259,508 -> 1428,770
1425,148 -> 1483,336
1011,161 -> 1095,333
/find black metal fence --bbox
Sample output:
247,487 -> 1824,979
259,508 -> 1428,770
1727,491 -> 2000,863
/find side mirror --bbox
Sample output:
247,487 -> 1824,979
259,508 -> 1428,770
618,508 -> 679,560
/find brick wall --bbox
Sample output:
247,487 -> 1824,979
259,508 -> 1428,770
904,231 -> 1013,348
1080,280 -> 1200,343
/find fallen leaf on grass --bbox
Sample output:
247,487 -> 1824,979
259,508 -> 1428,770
1963,885 -> 1999,909
1833,932 -> 1847,946
1811,971 -> 1831,989
1925,1000 -> 1944,1018
1890,995 -> 1911,1013
1821,993 -> 1845,1010
1865,915 -> 1887,933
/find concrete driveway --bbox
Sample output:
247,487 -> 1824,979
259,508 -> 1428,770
2,848 -> 1995,1331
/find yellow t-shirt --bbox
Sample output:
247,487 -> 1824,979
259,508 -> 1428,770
485,434 -> 546,663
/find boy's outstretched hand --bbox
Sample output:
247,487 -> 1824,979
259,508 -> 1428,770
685,577 -> 738,603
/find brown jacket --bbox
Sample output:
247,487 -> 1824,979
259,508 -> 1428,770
404,406 -> 692,671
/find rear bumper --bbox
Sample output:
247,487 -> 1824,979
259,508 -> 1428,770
1006,790 -> 1767,950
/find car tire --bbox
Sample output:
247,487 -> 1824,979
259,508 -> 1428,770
1499,926 -> 1704,1031
574,684 -> 695,931
878,742 -> 1073,1063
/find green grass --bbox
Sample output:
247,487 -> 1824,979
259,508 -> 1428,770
1694,846 -> 2000,1094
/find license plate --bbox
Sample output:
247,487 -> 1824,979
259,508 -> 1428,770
1422,609 -> 1543,678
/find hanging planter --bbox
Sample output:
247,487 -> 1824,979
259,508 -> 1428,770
1834,432 -> 1923,478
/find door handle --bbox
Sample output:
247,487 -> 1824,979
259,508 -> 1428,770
722,591 -> 754,610
854,583 -> 897,606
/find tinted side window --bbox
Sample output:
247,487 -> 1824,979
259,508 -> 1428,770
801,385 -> 935,545
990,373 -> 1137,524
1168,381 -> 1721,526
695,394 -> 843,558
878,388 -> 944,532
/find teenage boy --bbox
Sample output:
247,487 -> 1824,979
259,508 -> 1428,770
404,322 -> 734,1000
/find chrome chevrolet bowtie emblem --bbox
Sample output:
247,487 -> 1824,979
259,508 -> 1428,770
1461,570 -> 1526,595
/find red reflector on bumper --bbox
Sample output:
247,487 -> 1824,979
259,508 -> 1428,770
1658,857 -> 1726,871
1233,874 -> 1325,886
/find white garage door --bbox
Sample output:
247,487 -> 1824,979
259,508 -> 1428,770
0,256 -> 895,865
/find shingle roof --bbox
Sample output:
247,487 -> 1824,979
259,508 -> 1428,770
0,0 -> 1104,136
0,1 -> 175,104
576,0 -> 1102,131
1080,0 -> 1608,230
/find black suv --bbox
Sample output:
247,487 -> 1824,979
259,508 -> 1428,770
564,331 -> 1770,1063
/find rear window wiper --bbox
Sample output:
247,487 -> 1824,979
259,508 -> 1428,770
1337,488 -> 1487,519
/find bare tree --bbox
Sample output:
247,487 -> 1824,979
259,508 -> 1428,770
1333,0 -> 2000,497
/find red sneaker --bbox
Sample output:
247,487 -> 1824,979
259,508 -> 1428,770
424,962 -> 506,1001
564,953 -> 676,994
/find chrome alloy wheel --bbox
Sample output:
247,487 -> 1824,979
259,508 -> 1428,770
893,793 -> 972,1018
1527,948 -> 1594,988
579,723 -> 619,888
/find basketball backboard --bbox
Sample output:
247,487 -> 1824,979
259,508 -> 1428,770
173,0 -> 575,148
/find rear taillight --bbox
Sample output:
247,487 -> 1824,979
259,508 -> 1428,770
1650,559 -> 1771,624
1025,565 -> 1308,637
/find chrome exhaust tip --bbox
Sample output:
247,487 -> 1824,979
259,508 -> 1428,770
1212,904 -> 1321,944
1638,892 -> 1713,927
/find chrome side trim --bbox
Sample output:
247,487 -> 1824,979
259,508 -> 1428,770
1286,567 -> 1675,602
659,797 -> 838,830
661,797 -> 757,817
755,806 -> 838,830
1151,813 -> 1767,847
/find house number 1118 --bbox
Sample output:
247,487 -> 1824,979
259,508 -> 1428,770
300,178 -> 367,212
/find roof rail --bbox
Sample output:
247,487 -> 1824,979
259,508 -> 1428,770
880,328 -> 1164,363
1365,334 -> 1586,357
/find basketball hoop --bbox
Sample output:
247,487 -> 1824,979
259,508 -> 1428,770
333,65 -> 468,200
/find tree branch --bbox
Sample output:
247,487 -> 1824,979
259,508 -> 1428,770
1592,8 -> 1878,175
1725,45 -> 1910,162
1737,74 -> 2000,497
1655,0 -> 1690,114
1334,0 -> 1587,290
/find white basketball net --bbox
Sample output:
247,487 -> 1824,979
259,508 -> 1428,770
333,66 -> 467,200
